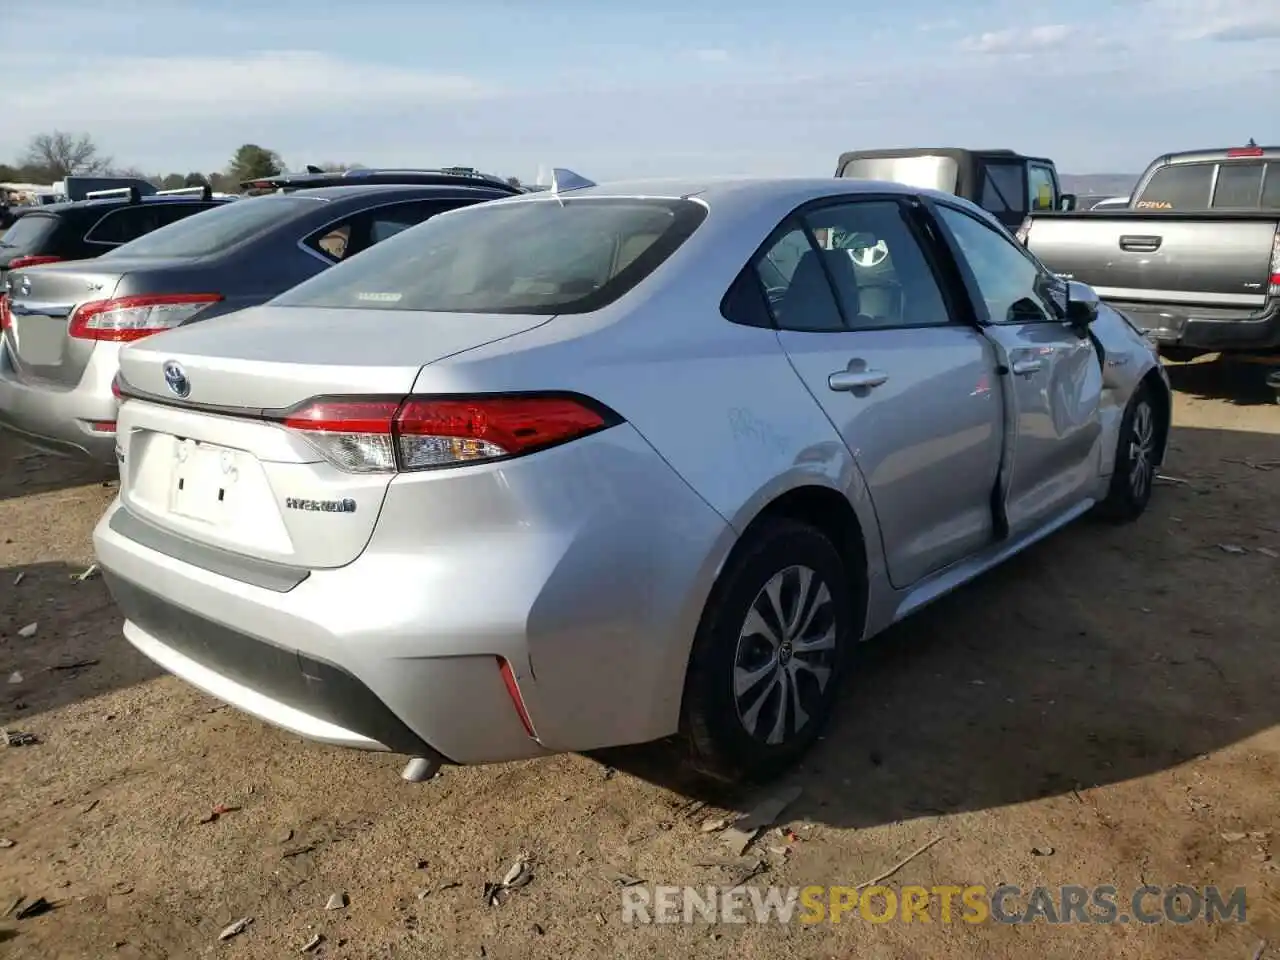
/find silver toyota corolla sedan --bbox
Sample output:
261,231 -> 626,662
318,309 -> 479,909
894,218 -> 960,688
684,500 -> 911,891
93,177 -> 1171,784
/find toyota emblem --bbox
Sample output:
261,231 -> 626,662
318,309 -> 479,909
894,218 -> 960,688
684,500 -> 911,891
19,274 -> 31,296
162,360 -> 190,398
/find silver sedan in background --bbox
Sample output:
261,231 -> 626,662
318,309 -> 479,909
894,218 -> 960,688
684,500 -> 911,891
92,177 -> 1171,785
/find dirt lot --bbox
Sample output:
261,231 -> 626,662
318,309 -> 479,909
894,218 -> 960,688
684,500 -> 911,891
1,360 -> 1278,959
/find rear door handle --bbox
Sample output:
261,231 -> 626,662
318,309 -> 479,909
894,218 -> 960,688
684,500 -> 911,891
1119,234 -> 1162,253
829,369 -> 889,391
1011,358 -> 1043,376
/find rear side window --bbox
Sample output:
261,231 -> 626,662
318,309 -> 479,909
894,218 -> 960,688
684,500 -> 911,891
803,200 -> 952,329
978,163 -> 1026,215
274,197 -> 707,315
0,214 -> 57,252
85,207 -> 165,245
105,195 -> 318,258
154,202 -> 221,227
1212,162 -> 1265,208
1135,164 -> 1212,209
301,199 -> 465,264
1262,162 -> 1280,209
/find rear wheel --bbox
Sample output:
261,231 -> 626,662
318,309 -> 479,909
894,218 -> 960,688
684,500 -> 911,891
681,519 -> 857,784
1097,382 -> 1161,522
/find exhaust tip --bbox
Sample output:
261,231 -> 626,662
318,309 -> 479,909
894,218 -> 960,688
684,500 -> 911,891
401,756 -> 441,782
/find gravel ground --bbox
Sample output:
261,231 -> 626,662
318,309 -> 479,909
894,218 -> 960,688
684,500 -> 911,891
1,359 -> 1278,959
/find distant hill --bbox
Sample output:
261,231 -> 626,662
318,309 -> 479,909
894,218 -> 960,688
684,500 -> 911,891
1060,173 -> 1139,199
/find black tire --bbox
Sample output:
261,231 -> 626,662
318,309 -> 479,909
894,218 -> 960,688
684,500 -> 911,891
1096,382 -> 1161,522
1159,346 -> 1203,364
680,518 -> 857,784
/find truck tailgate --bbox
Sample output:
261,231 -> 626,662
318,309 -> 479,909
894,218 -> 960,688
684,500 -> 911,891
1025,214 -> 1278,309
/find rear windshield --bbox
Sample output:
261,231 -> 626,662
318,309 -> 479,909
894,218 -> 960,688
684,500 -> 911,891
0,213 -> 58,252
102,195 -> 319,258
272,196 -> 708,315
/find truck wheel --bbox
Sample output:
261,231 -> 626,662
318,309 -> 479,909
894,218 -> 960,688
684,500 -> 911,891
680,518 -> 856,784
1096,382 -> 1161,522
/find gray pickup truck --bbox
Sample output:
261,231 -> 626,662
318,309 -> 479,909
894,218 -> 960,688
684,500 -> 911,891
1018,145 -> 1280,383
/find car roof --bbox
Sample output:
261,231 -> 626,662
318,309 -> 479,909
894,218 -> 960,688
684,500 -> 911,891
276,183 -> 514,201
15,194 -> 230,216
505,176 -> 931,208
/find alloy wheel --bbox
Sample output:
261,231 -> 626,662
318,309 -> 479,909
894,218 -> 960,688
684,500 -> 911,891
732,565 -> 838,745
1128,400 -> 1155,501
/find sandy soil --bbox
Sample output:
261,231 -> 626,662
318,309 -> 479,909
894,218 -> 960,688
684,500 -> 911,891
1,358 -> 1278,959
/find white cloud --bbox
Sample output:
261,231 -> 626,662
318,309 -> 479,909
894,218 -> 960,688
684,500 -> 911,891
959,24 -> 1075,54
691,48 -> 731,63
1142,0 -> 1280,41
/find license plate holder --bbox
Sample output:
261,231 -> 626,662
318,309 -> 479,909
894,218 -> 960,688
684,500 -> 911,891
168,440 -> 239,525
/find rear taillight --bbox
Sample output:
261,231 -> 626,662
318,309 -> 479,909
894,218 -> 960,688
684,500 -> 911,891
67,294 -> 222,342
1015,216 -> 1032,245
1270,232 -> 1280,296
7,255 -> 63,270
279,394 -> 620,473
0,295 -> 10,332
111,375 -> 123,400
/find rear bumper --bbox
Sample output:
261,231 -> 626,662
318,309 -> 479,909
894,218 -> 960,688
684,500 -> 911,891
0,337 -> 120,462
91,424 -> 733,764
1112,298 -> 1280,353
105,570 -> 448,759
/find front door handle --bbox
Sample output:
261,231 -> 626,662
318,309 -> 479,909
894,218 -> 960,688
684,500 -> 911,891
1010,358 -> 1043,376
829,369 -> 889,391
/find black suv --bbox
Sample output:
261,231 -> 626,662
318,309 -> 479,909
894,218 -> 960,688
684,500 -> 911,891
0,186 -> 229,286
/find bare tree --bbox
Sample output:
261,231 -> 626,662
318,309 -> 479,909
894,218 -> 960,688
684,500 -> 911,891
21,131 -> 112,179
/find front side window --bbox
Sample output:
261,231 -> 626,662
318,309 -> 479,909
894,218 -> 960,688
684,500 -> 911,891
936,205 -> 1057,324
275,197 -> 706,315
1027,164 -> 1057,211
802,200 -> 952,329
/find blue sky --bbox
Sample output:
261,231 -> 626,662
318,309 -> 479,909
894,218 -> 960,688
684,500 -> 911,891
6,0 -> 1278,181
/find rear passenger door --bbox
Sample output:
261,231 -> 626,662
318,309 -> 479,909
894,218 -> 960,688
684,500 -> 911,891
746,196 -> 1004,589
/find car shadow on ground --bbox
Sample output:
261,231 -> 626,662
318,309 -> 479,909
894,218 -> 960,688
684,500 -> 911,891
0,443 -> 115,503
0,560 -> 157,728
601,422 -> 1280,825
1165,356 -> 1278,406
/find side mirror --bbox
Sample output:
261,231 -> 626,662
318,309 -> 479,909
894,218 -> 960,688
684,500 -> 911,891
1058,193 -> 1078,212
1063,280 -> 1099,327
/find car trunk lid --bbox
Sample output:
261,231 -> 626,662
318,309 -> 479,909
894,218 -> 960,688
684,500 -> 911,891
4,261 -> 131,385
115,305 -> 553,568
